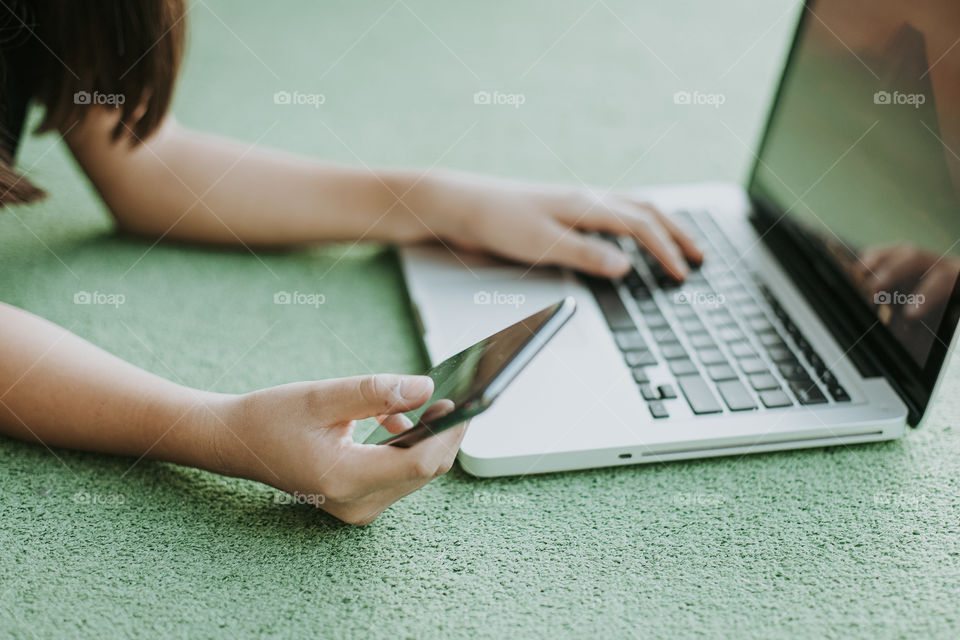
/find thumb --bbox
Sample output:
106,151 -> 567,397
315,374 -> 434,424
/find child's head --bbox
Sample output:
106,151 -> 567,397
1,0 -> 186,205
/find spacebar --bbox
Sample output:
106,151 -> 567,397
677,375 -> 723,414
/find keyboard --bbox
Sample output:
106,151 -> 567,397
586,209 -> 851,420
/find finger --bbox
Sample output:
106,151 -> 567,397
906,268 -> 954,319
860,245 -> 898,274
379,412 -> 415,434
645,205 -> 704,266
344,423 -> 469,495
567,199 -> 690,280
538,224 -> 631,278
420,398 -> 456,423
867,251 -> 922,295
314,374 -> 434,424
622,210 -> 690,281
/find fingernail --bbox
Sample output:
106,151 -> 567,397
397,414 -> 414,429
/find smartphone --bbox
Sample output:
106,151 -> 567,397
364,297 -> 577,448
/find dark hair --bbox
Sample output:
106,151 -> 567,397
0,0 -> 186,206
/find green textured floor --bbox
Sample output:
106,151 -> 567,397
2,1 -> 959,637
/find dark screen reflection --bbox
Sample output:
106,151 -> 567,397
752,0 -> 960,367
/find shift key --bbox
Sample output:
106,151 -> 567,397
677,375 -> 723,414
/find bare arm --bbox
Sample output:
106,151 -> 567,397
0,302 -> 222,467
0,302 -> 464,525
64,108 -> 702,279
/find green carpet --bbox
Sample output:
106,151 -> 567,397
2,1 -> 958,637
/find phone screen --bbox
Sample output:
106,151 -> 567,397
364,298 -> 575,447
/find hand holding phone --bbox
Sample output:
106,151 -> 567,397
365,297 -> 577,447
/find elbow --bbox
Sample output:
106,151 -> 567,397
101,193 -> 173,240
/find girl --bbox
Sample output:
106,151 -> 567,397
0,0 -> 700,525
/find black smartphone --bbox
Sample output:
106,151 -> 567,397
364,297 -> 577,447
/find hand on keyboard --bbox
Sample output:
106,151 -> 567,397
428,173 -> 703,280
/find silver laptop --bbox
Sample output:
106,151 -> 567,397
400,0 -> 960,477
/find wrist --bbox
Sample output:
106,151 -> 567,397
382,169 -> 475,244
145,388 -> 241,477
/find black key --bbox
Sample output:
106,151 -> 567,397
807,353 -> 826,375
766,346 -> 794,363
715,315 -> 739,329
716,380 -> 757,411
652,328 -> 678,344
828,384 -> 851,402
637,299 -> 660,314
706,364 -> 738,381
821,370 -> 838,387
778,362 -> 809,381
658,384 -> 677,399
730,290 -> 753,304
624,268 -> 643,288
677,375 -> 723,415
614,330 -> 647,352
718,327 -> 744,343
690,333 -> 716,349
631,367 -> 650,384
789,379 -> 828,405
739,357 -> 768,374
645,313 -> 669,329
649,401 -> 669,419
749,373 -> 780,391
587,278 -> 635,329
660,343 -> 688,360
639,384 -> 660,401
697,348 -> 727,366
680,319 -> 706,334
669,359 -> 698,376
758,331 -> 784,347
740,303 -> 764,318
630,285 -> 652,301
759,389 -> 793,408
730,342 -> 756,358
625,350 -> 658,367
786,323 -> 803,341
656,271 -> 678,289
673,304 -> 697,319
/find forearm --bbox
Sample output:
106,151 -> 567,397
0,302 -> 228,472
66,113 -> 458,246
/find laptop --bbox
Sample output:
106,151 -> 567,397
400,0 -> 960,477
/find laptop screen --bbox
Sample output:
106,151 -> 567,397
749,0 -> 960,413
